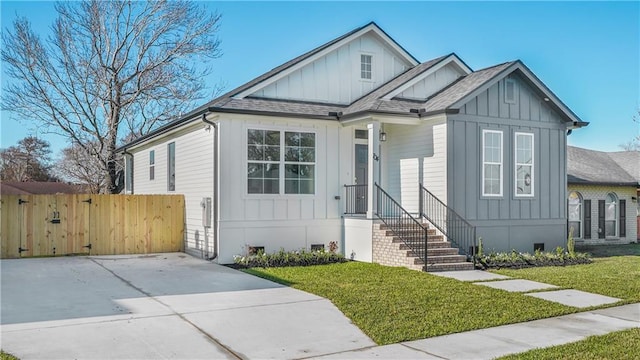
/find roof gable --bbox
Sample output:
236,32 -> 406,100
231,22 -> 419,103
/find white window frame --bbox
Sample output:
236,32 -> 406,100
360,53 -> 373,81
246,127 -> 316,196
482,129 -> 503,197
149,150 -> 155,181
514,132 -> 534,197
605,192 -> 617,238
568,191 -> 582,238
505,78 -> 517,104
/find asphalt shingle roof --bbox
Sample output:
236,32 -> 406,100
567,146 -> 639,185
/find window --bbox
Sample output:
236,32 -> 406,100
568,191 -> 582,238
149,150 -> 155,180
167,142 -> 175,191
605,193 -> 617,237
505,78 -> 516,104
361,54 -> 372,80
482,130 -> 503,196
355,129 -> 368,139
247,129 -> 316,195
515,132 -> 534,196
125,154 -> 133,193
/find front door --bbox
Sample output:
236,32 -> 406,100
354,144 -> 368,213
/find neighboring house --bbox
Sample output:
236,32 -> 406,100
119,22 -> 587,269
0,181 -> 80,195
567,146 -> 639,244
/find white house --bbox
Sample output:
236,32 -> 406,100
119,22 -> 588,271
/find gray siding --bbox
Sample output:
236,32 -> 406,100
448,73 -> 569,252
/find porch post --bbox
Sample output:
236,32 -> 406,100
367,122 -> 380,219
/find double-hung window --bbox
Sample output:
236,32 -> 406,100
482,130 -> 503,197
605,193 -> 617,237
515,132 -> 534,196
149,150 -> 155,180
247,129 -> 315,195
361,54 -> 372,80
568,191 -> 582,238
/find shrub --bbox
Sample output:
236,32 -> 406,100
233,247 -> 347,268
475,248 -> 591,270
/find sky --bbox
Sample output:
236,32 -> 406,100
1,1 -> 639,156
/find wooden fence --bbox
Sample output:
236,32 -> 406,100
0,194 -> 184,259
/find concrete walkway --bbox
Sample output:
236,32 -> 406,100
2,258 -> 638,360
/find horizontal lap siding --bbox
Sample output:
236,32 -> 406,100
131,124 -> 214,258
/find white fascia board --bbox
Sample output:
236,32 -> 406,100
232,24 -> 418,100
341,114 -> 421,126
127,114 -> 219,152
449,62 -> 581,124
382,55 -> 471,100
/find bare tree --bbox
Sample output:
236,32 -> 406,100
54,142 -> 106,193
2,0 -> 222,193
619,109 -> 640,151
0,136 -> 57,182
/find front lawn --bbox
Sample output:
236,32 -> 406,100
245,262 -> 575,345
492,256 -> 640,302
497,328 -> 640,360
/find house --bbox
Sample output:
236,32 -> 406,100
0,181 -> 81,195
119,22 -> 587,270
567,146 -> 639,243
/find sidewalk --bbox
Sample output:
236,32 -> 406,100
312,270 -> 640,360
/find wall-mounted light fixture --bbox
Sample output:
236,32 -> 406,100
379,131 -> 387,142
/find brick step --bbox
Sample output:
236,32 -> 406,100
413,254 -> 468,264
405,247 -> 460,257
383,229 -> 438,237
423,262 -> 475,272
391,235 -> 444,243
397,240 -> 452,249
379,223 -> 431,230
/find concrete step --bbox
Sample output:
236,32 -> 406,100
414,254 -> 468,264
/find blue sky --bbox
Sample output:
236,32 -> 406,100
1,1 -> 638,154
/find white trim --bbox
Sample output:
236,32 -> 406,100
568,191 -> 583,239
244,125 -> 318,197
514,132 -> 534,197
605,192 -> 618,238
233,24 -> 418,100
382,55 -> 471,100
359,53 -> 374,81
450,62 -> 582,124
481,129 -> 503,197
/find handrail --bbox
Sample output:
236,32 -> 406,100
344,184 -> 367,214
419,184 -> 476,263
375,183 -> 428,269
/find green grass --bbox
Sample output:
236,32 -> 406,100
492,256 -> 640,302
576,243 -> 640,257
245,262 -> 576,345
497,328 -> 640,360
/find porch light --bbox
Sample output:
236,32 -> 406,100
379,131 -> 387,142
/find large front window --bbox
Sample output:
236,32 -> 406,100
515,132 -> 534,196
247,129 -> 315,194
605,193 -> 617,237
482,130 -> 503,196
568,191 -> 582,238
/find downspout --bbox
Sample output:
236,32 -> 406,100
123,148 -> 133,193
202,113 -> 219,261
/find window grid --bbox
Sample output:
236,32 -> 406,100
361,54 -> 372,80
149,150 -> 155,180
605,193 -> 617,237
247,129 -> 316,195
568,191 -> 582,238
482,130 -> 503,197
515,132 -> 534,197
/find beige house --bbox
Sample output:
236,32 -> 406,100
567,146 -> 639,244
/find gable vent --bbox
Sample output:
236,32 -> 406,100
505,78 -> 517,104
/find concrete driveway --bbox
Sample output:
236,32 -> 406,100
1,253 -> 374,359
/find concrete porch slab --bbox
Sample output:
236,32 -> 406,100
526,289 -> 621,308
429,270 -> 511,282
474,279 -> 559,292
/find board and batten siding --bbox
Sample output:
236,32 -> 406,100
253,33 -> 412,105
383,119 -> 447,213
398,63 -> 464,101
131,122 -> 215,259
216,115 -> 343,263
447,73 -> 569,252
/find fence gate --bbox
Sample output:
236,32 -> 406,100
1,194 -> 184,259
